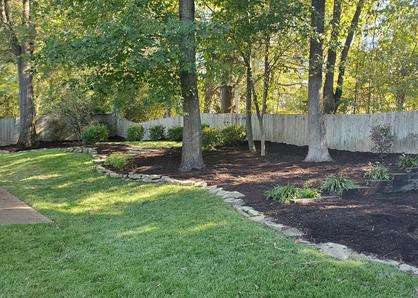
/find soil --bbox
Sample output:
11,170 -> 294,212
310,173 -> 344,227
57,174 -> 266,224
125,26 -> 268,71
105,141 -> 417,266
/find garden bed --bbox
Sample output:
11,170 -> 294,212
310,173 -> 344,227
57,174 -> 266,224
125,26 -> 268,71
98,141 -> 417,266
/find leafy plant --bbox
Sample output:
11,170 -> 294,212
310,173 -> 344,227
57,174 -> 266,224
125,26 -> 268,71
320,175 -> 356,194
167,126 -> 183,141
149,125 -> 165,141
398,154 -> 418,168
104,152 -> 131,170
80,124 -> 109,145
221,125 -> 246,146
370,124 -> 394,156
265,185 -> 320,204
202,126 -> 223,150
127,125 -> 145,141
364,163 -> 391,180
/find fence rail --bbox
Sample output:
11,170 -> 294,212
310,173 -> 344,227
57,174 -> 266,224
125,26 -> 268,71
116,112 -> 418,154
2,111 -> 417,153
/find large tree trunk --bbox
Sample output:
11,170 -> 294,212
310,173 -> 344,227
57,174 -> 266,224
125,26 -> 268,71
334,0 -> 364,111
220,84 -> 233,113
323,0 -> 341,114
304,0 -> 333,162
16,58 -> 36,147
16,0 -> 36,147
245,57 -> 256,153
179,0 -> 204,171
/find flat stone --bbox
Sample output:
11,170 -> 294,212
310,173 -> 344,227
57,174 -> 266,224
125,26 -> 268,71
0,150 -> 10,153
177,180 -> 196,186
282,227 -> 305,237
108,172 -> 125,178
128,173 -> 143,180
226,191 -> 245,199
96,165 -> 106,172
194,181 -> 208,187
239,206 -> 260,217
149,174 -> 161,180
263,220 -> 287,231
398,264 -> 418,275
318,242 -> 353,260
208,187 -> 222,194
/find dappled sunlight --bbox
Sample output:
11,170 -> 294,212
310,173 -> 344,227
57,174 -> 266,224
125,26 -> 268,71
23,173 -> 61,181
179,221 -> 228,236
118,224 -> 159,238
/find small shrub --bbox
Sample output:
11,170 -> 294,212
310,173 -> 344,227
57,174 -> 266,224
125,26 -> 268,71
320,175 -> 356,194
149,125 -> 166,141
398,154 -> 418,169
80,124 -> 109,145
221,125 -> 246,146
127,125 -> 145,141
202,126 -> 223,150
167,126 -> 183,141
201,124 -> 210,130
370,124 -> 394,156
364,163 -> 391,180
265,185 -> 320,204
104,152 -> 131,170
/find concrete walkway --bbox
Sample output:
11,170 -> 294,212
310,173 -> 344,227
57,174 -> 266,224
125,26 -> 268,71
0,188 -> 52,225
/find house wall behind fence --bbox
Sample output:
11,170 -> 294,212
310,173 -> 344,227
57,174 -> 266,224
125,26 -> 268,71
116,111 -> 418,154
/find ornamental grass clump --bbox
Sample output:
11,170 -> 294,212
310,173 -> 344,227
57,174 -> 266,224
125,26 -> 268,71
265,184 -> 320,204
104,152 -> 131,170
364,163 -> 391,181
320,175 -> 356,194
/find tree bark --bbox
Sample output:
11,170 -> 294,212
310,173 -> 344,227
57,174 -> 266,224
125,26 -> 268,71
203,83 -> 214,113
304,0 -> 333,162
245,53 -> 256,153
323,0 -> 341,114
179,0 -> 205,171
334,0 -> 364,111
220,84 -> 233,113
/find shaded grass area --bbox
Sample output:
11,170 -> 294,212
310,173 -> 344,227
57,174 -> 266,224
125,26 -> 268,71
0,151 -> 417,297
113,140 -> 181,149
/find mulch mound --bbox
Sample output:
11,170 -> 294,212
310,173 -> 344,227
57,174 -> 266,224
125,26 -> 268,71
107,141 -> 417,266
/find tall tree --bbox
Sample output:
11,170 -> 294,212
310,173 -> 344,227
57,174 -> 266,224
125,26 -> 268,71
1,0 -> 36,147
304,0 -> 333,162
179,0 -> 205,171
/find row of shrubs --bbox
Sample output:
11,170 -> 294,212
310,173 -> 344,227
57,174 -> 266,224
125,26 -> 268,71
127,124 -> 246,150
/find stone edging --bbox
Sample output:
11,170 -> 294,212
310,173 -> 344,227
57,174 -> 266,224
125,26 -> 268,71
1,146 -> 417,276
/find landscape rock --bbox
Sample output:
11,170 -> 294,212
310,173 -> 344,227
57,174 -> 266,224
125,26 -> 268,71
398,264 -> 418,275
318,243 -> 354,260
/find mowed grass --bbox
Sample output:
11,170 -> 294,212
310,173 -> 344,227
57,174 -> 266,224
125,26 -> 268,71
112,140 -> 181,149
0,151 -> 417,297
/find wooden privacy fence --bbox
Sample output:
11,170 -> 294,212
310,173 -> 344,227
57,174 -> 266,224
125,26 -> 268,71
0,117 -> 18,147
116,111 -> 418,154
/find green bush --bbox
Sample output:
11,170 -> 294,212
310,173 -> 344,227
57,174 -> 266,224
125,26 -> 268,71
80,124 -> 109,145
398,154 -> 418,169
370,124 -> 394,156
202,126 -> 223,150
201,124 -> 210,130
364,163 -> 391,180
127,125 -> 145,141
265,185 -> 320,204
167,126 -> 183,141
149,125 -> 166,141
320,175 -> 356,194
104,152 -> 131,170
221,125 -> 246,146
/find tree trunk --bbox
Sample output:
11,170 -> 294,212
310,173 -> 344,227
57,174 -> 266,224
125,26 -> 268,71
304,0 -> 333,162
334,0 -> 364,111
220,84 -> 233,113
203,83 -> 214,113
323,0 -> 341,114
179,0 -> 205,171
16,58 -> 36,147
245,57 -> 256,153
16,0 -> 36,148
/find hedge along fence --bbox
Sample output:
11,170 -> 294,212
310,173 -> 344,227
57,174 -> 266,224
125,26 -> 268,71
116,111 -> 418,154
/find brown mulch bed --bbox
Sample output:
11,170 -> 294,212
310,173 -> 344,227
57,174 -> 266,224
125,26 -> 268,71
101,141 -> 417,267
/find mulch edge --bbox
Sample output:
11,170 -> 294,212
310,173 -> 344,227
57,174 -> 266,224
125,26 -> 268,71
2,146 -> 417,276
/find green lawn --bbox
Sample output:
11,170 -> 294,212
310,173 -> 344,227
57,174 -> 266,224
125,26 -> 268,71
0,151 -> 417,297
112,140 -> 181,149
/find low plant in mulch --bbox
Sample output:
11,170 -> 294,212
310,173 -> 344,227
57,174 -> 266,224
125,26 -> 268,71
80,124 -> 109,145
265,184 -> 320,204
167,126 -> 183,142
364,163 -> 391,181
398,154 -> 418,169
127,125 -> 145,141
149,125 -> 166,141
202,126 -> 223,150
221,125 -> 246,146
320,175 -> 356,194
104,152 -> 131,170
